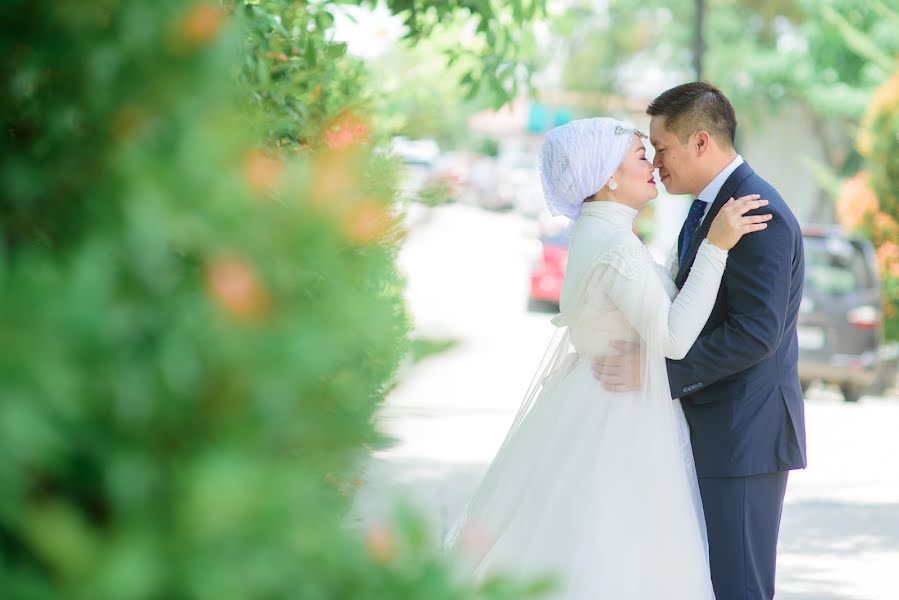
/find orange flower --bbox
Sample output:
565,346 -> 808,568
877,242 -> 899,278
180,4 -> 226,45
324,112 -> 369,150
243,150 -> 284,196
872,211 -> 899,245
310,150 -> 359,208
265,51 -> 289,62
365,523 -> 396,564
205,256 -> 269,320
835,173 -> 879,231
341,199 -> 391,244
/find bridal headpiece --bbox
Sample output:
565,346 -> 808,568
539,117 -> 645,219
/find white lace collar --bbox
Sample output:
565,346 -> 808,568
578,200 -> 638,226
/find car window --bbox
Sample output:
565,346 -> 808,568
803,236 -> 872,294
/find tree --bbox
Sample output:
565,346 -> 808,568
556,0 -> 897,178
366,18 -> 505,148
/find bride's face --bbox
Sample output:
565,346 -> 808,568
608,135 -> 658,208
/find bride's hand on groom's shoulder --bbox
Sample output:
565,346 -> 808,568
592,341 -> 641,392
707,195 -> 772,251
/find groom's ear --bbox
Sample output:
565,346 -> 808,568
694,130 -> 712,156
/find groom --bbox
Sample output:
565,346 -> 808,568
593,82 -> 806,600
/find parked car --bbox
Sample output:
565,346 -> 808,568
527,222 -> 572,312
798,227 -> 887,402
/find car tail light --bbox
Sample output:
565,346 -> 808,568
847,305 -> 880,330
542,247 -> 568,272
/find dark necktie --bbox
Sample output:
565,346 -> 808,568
679,198 -> 708,265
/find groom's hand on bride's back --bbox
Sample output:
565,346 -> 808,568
591,341 -> 641,392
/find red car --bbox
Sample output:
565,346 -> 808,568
528,227 -> 572,311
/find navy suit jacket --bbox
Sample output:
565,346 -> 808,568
668,161 -> 807,478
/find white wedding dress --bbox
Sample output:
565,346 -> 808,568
447,201 -> 723,599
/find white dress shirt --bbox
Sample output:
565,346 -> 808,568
698,155 -> 744,224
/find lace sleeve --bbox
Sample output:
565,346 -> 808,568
594,243 -> 641,281
585,236 -> 728,359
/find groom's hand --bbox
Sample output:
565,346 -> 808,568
591,341 -> 641,392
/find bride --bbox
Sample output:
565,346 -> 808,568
446,117 -> 771,599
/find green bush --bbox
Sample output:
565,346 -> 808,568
0,1 -> 552,598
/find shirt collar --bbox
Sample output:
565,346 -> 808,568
698,155 -> 744,209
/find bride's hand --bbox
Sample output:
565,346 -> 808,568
706,195 -> 772,251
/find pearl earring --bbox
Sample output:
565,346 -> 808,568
609,181 -> 618,191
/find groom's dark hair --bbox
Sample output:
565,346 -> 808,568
647,82 -> 737,148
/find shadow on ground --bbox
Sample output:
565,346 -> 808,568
354,457 -> 899,599
777,499 -> 899,599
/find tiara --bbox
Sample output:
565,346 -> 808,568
615,125 -> 648,139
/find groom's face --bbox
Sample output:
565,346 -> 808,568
649,116 -> 698,196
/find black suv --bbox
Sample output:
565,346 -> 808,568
798,227 -> 896,402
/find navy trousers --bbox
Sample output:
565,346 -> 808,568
698,472 -> 789,600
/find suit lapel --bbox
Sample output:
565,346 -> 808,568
675,161 -> 755,288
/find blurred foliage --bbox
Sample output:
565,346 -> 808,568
240,0 -> 547,148
825,2 -> 899,340
417,178 -> 455,207
476,137 -> 500,158
410,337 -> 460,365
558,0 -> 898,173
837,69 -> 899,341
368,18 -> 498,149
365,0 -> 547,149
0,0 -> 549,598
379,0 -> 546,106
240,0 -> 373,148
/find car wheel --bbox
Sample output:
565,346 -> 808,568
527,299 -> 560,313
840,383 -> 862,403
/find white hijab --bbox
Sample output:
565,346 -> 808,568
539,117 -> 642,219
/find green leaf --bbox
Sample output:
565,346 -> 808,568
304,37 -> 317,65
325,42 -> 348,60
821,5 -> 896,71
